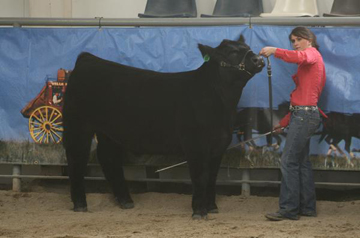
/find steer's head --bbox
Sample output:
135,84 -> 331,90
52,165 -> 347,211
198,35 -> 264,79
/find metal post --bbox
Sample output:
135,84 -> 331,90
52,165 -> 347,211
12,165 -> 22,192
267,57 -> 273,145
241,169 -> 250,196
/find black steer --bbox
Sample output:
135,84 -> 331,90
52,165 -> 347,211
63,35 -> 264,219
320,112 -> 360,162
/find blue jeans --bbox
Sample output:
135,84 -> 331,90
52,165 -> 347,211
279,109 -> 320,219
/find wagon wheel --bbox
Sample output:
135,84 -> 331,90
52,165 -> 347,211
29,106 -> 63,144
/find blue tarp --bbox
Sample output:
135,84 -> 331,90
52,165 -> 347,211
1,25 -> 360,154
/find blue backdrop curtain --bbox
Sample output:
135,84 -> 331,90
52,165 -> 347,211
1,25 -> 360,155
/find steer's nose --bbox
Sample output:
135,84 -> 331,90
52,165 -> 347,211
252,55 -> 265,68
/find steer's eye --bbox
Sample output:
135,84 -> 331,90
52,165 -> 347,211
228,51 -> 238,59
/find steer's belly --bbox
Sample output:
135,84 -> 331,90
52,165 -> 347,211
97,121 -> 184,155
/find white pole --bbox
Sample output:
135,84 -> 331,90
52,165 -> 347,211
241,169 -> 250,196
12,165 -> 22,192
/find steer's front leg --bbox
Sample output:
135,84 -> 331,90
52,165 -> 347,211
206,155 -> 223,214
187,157 -> 209,220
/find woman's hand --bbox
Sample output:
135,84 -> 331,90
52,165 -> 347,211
260,47 -> 277,57
273,124 -> 284,134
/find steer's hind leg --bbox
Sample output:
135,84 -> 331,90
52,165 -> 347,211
96,133 -> 134,209
65,130 -> 93,212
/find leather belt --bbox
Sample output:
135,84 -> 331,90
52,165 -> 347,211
289,105 -> 318,111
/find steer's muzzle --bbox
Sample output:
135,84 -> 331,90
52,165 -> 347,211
252,55 -> 265,70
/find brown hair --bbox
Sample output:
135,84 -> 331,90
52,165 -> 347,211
289,26 -> 319,51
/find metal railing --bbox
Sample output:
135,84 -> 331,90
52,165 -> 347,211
1,17 -> 360,27
2,174 -> 360,187
2,166 -> 360,195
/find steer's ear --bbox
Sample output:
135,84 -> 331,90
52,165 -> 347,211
238,35 -> 246,43
198,44 -> 214,57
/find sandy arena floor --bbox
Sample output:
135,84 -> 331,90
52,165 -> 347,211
1,184 -> 360,238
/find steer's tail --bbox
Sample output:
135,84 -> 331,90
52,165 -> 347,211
73,52 -> 94,68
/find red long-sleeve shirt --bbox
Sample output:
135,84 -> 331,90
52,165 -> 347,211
274,47 -> 326,127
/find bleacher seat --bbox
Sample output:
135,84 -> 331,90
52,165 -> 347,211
138,0 -> 197,18
201,0 -> 263,18
323,0 -> 360,17
260,0 -> 319,17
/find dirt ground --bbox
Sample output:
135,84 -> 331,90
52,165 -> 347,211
1,183 -> 360,238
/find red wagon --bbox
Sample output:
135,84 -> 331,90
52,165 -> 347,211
21,69 -> 71,144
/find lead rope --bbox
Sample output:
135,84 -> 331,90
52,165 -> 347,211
267,57 -> 273,145
155,129 -> 280,173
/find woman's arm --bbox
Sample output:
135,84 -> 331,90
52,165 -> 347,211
275,48 -> 317,64
260,47 -> 317,65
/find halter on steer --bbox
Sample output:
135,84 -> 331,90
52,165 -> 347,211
155,55 -> 274,173
219,49 -> 254,76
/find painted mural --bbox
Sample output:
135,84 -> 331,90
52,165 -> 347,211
0,25 -> 360,170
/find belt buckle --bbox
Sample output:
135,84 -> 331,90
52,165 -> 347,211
290,105 -> 317,111
305,106 -> 316,111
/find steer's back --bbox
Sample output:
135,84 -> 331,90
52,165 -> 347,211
63,53 -> 211,154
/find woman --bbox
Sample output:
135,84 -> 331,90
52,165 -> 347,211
260,27 -> 326,221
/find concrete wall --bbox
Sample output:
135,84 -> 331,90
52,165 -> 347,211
0,0 -> 334,18
0,0 -> 29,17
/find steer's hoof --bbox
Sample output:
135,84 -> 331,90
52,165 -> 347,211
73,206 -> 88,212
192,213 -> 208,220
119,201 -> 134,209
116,197 -> 134,209
207,208 -> 219,214
207,204 -> 219,214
